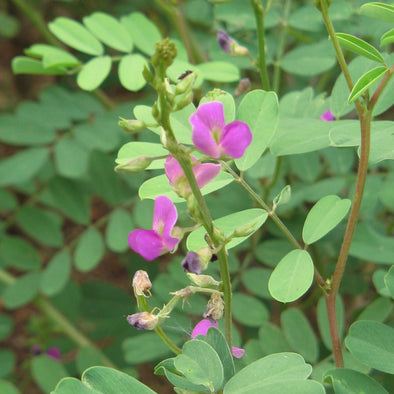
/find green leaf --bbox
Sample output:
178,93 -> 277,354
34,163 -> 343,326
242,267 -> 272,299
0,148 -> 49,186
0,350 -> 16,379
235,90 -> 279,171
25,44 -> 81,68
348,66 -> 387,104
324,368 -> 388,394
317,295 -> 344,350
329,120 -> 394,164
259,323 -> 292,355
232,293 -> 269,327
268,250 -> 314,303
380,28 -> 394,46
224,353 -> 324,394
0,315 -> 13,341
116,142 -> 167,169
360,2 -> 394,23
11,56 -> 67,75
196,61 -> 240,82
74,228 -> 105,272
270,118 -> 331,155
174,340 -> 224,392
281,40 -> 336,76
385,266 -> 394,298
0,379 -> 20,394
288,5 -> 322,32
31,355 -> 68,393
83,12 -> 132,53
44,177 -> 90,225
77,56 -> 112,91
139,172 -> 233,203
357,297 -> 393,322
255,239 -> 294,268
336,33 -> 385,63
202,328 -> 235,383
0,236 -> 41,270
3,272 -> 41,309
345,320 -> 394,374
76,347 -> 104,374
349,224 -> 394,264
118,54 -> 147,91
105,209 -> 134,253
54,136 -> 89,179
373,270 -> 391,297
120,12 -> 161,56
48,17 -> 104,56
41,251 -> 71,297
281,309 -> 319,362
187,209 -> 268,251
16,206 -> 63,247
124,332 -> 181,365
302,195 -> 351,245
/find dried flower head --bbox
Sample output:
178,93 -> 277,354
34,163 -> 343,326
127,311 -> 159,330
132,270 -> 152,297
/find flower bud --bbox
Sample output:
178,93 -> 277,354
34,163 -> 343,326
217,30 -> 249,57
142,64 -> 154,84
118,118 -> 146,133
234,78 -> 252,97
176,91 -> 194,111
132,270 -> 152,297
115,156 -> 153,173
313,0 -> 332,11
127,311 -> 159,330
175,71 -> 198,94
182,251 -> 207,274
187,273 -> 220,288
203,293 -> 224,321
232,219 -> 260,238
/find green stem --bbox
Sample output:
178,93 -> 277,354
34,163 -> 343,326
11,0 -> 60,47
369,64 -> 394,111
157,91 -> 233,348
249,0 -> 271,90
319,0 -> 362,116
272,0 -> 292,93
139,297 -> 181,355
222,162 -> 325,288
320,0 -> 373,367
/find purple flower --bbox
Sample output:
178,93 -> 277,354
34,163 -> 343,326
190,101 -> 252,159
31,345 -> 61,360
127,312 -> 159,330
217,30 -> 234,54
191,319 -> 245,359
128,196 -> 180,261
319,109 -> 335,121
182,251 -> 205,274
164,155 -> 221,196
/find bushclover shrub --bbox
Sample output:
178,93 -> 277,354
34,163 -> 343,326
1,0 -> 393,393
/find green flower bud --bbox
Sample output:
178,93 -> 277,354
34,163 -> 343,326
118,118 -> 146,133
175,71 -> 198,94
115,156 -> 153,173
187,273 -> 220,288
313,0 -> 332,12
142,64 -> 154,84
176,91 -> 194,111
232,219 -> 260,238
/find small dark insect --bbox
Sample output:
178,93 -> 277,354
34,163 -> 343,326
178,70 -> 192,80
210,254 -> 218,262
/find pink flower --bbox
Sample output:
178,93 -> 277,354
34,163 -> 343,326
128,196 -> 180,261
164,155 -> 221,196
190,101 -> 252,159
191,319 -> 245,359
319,109 -> 335,121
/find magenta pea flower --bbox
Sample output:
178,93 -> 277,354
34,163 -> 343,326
191,319 -> 245,359
319,109 -> 335,121
128,196 -> 180,261
164,155 -> 221,197
190,101 -> 252,159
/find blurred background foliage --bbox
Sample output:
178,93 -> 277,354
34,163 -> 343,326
0,0 -> 392,393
